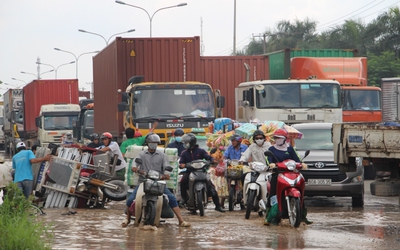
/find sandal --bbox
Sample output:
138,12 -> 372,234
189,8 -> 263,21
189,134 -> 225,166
179,221 -> 191,227
121,218 -> 130,228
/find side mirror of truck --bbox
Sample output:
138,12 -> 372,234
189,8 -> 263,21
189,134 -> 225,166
216,96 -> 225,108
35,117 -> 41,128
121,93 -> 129,103
243,88 -> 254,107
117,102 -> 129,112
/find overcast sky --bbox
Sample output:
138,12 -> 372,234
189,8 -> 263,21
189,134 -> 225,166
1,0 -> 399,95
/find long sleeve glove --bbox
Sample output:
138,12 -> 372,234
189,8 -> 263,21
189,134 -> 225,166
301,163 -> 308,170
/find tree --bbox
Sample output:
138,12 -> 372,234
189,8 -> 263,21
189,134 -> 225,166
367,51 -> 400,86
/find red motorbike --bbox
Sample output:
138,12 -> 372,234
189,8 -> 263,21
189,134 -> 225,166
264,150 -> 309,228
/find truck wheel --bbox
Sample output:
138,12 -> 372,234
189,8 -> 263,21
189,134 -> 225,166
370,181 -> 400,196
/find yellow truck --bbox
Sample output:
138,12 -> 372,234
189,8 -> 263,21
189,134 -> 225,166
118,76 -> 225,145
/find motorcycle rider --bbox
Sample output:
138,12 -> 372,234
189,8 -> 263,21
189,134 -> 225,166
97,132 -> 127,179
167,128 -> 185,157
86,133 -> 101,149
265,128 -> 313,225
221,134 -> 248,208
240,130 -> 271,164
179,133 -> 225,213
122,133 -> 191,227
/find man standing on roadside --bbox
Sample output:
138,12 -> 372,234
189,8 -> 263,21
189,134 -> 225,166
12,142 -> 52,199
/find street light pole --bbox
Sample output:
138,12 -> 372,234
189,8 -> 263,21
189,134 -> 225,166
233,0 -> 237,56
11,78 -> 27,84
78,29 -> 135,45
21,69 -> 54,80
36,62 -> 56,78
54,48 -> 99,79
55,61 -> 75,79
115,1 -> 187,37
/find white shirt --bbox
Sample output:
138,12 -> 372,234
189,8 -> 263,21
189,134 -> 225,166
0,161 -> 13,188
240,141 -> 272,165
98,141 -> 127,171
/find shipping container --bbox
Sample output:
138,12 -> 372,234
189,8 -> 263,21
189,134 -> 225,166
268,48 -> 357,80
93,36 -> 203,139
200,56 -> 269,118
79,90 -> 91,99
23,79 -> 79,134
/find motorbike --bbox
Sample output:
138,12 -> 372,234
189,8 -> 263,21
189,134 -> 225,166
264,150 -> 310,228
243,161 -> 271,219
133,158 -> 173,226
76,159 -> 128,207
183,160 -> 210,216
226,160 -> 244,211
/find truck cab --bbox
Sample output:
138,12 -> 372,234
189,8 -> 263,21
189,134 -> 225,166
73,99 -> 94,144
34,103 -> 80,147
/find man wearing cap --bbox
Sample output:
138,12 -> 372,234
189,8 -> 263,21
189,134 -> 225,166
12,142 -> 52,199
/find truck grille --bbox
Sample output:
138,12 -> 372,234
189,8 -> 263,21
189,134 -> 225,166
300,170 -> 347,182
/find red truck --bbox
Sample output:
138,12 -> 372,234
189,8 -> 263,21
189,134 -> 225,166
22,79 -> 80,147
290,57 -> 382,122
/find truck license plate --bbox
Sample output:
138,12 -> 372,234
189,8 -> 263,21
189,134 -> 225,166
308,179 -> 332,185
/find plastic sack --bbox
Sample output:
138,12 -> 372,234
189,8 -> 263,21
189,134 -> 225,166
129,200 -> 136,215
215,160 -> 227,177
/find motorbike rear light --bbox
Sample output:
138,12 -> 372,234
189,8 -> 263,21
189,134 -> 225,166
285,161 -> 296,171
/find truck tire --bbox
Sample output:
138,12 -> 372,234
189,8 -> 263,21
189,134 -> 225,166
370,181 -> 400,196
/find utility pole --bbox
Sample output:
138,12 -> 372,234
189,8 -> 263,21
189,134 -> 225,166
252,33 -> 267,54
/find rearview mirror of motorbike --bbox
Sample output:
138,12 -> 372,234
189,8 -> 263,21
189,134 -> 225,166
165,166 -> 173,172
264,150 -> 279,162
302,150 -> 311,160
135,158 -> 143,165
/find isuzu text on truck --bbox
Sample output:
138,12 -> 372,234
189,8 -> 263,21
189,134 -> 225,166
118,76 -> 225,145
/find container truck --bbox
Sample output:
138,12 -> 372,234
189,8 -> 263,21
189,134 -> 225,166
3,89 -> 24,155
72,99 -> 94,144
22,79 -> 80,147
290,57 -> 382,122
235,78 -> 343,124
118,76 -> 225,145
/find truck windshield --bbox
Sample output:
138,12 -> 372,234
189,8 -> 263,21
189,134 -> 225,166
132,88 -> 215,119
256,83 -> 341,108
343,90 -> 381,111
15,110 -> 24,124
44,115 -> 78,130
295,128 -> 333,151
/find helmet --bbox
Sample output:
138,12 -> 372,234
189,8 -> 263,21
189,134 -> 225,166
145,133 -> 161,144
182,133 -> 197,147
100,132 -> 113,140
273,128 -> 288,139
90,133 -> 99,141
252,130 -> 266,141
66,132 -> 72,139
134,131 -> 142,137
174,128 -> 184,136
230,134 -> 242,143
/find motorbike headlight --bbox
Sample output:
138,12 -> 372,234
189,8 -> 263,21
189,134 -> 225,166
76,183 -> 86,192
285,161 -> 296,171
251,162 -> 267,172
148,170 -> 160,180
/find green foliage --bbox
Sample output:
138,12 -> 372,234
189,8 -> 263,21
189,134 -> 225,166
367,51 -> 400,86
0,183 -> 53,250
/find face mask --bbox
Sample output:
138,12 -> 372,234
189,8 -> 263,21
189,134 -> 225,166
275,138 -> 285,146
184,142 -> 191,149
255,139 -> 264,146
175,137 -> 182,143
148,143 -> 158,150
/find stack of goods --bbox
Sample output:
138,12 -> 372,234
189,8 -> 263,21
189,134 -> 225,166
234,123 -> 257,139
213,117 -> 233,133
206,131 -> 235,151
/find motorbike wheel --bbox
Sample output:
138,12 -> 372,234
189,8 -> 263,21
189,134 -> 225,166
288,197 -> 301,228
144,200 -> 156,226
228,185 -> 235,211
103,180 -> 128,201
196,190 -> 205,217
245,190 -> 256,219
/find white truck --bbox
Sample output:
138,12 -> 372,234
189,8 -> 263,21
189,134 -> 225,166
24,103 -> 80,147
3,89 -> 24,155
0,103 -> 4,149
235,79 -> 343,124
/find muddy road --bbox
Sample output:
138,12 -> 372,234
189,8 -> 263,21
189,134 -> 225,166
32,182 -> 399,250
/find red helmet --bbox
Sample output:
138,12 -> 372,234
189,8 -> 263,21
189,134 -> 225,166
134,131 -> 142,137
273,129 -> 288,139
100,132 -> 113,140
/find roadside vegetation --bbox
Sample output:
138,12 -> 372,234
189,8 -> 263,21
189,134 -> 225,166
0,183 -> 53,250
237,7 -> 400,86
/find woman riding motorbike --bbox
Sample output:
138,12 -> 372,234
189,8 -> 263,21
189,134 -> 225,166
265,128 -> 313,225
